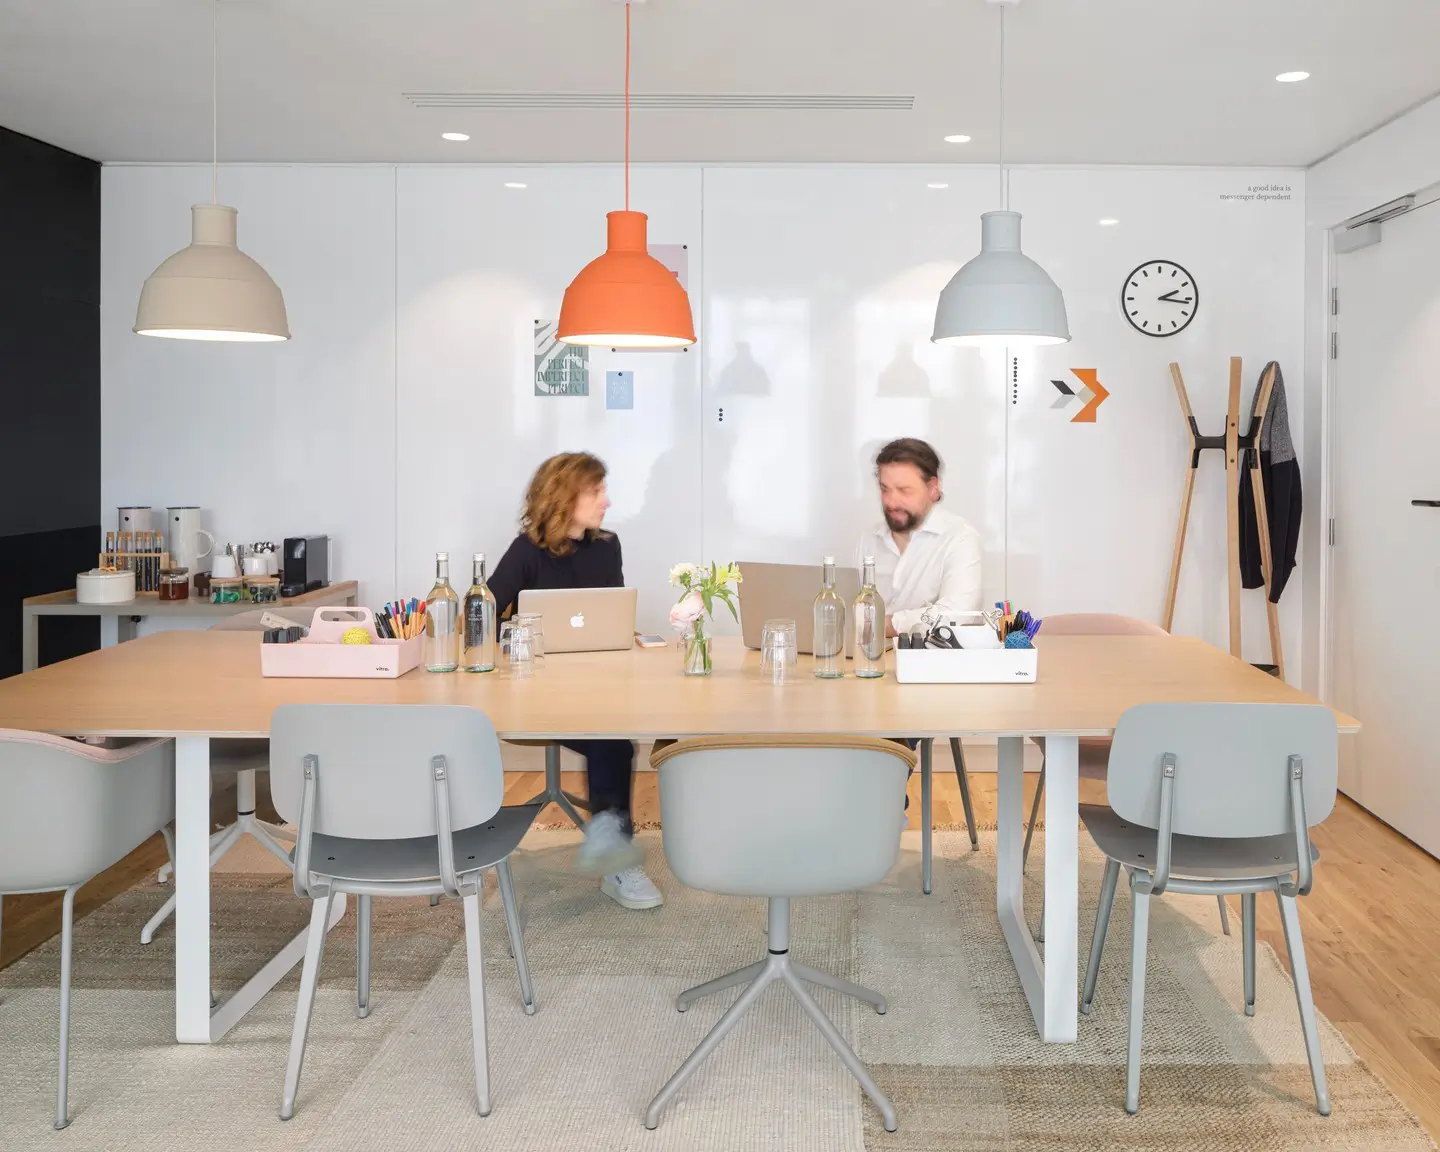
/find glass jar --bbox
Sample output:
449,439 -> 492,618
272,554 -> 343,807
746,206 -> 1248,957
210,577 -> 244,604
158,567 -> 190,601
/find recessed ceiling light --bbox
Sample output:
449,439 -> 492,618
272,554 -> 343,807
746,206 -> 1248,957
943,134 -> 972,144
441,131 -> 470,141
1098,218 -> 1120,226
504,182 -> 527,189
1275,71 -> 1309,83
927,182 -> 950,189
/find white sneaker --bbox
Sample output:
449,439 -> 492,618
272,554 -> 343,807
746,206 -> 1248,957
575,810 -> 644,875
601,867 -> 664,910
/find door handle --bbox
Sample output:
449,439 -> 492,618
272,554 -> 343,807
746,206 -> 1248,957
1412,500 -> 1440,507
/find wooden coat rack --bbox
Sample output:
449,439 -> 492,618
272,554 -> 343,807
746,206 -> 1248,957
1162,357 -> 1284,678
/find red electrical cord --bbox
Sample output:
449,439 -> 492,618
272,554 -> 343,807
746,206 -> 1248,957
624,1 -> 631,212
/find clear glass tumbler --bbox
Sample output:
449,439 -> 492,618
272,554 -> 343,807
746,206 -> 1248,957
760,618 -> 799,685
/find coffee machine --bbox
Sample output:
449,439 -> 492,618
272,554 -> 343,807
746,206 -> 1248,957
282,536 -> 330,596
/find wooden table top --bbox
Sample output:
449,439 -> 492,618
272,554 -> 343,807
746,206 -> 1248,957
0,632 -> 1359,741
22,581 -> 359,614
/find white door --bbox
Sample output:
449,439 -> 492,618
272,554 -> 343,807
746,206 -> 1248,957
1330,197 -> 1440,855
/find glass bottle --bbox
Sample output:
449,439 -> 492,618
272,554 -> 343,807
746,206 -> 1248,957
812,555 -> 845,679
461,552 -> 497,673
424,552 -> 460,672
853,555 -> 886,679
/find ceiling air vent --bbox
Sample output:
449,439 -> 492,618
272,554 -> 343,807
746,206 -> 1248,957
403,92 -> 914,111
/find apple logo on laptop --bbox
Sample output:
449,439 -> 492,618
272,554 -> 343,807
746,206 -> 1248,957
570,612 -> 585,629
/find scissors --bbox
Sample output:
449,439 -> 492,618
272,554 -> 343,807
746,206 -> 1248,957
926,624 -> 964,650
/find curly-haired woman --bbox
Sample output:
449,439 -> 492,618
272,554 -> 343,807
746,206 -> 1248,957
488,451 -> 662,911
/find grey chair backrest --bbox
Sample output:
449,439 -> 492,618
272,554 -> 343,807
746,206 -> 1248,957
269,704 -> 505,841
1107,703 -> 1338,840
654,736 -> 913,898
0,732 -> 174,892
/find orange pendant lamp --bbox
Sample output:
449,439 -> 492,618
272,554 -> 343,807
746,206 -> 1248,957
557,2 -> 695,348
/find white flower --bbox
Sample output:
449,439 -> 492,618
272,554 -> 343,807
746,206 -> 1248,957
668,562 -> 702,586
669,590 -> 705,632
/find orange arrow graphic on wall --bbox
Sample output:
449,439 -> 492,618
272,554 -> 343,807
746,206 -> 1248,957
1070,368 -> 1109,423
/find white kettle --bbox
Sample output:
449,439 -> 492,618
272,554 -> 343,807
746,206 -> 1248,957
167,507 -> 215,574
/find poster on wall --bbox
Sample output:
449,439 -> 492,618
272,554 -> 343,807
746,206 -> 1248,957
534,320 -> 589,396
649,243 -> 688,291
606,370 -> 635,410
607,243 -> 693,354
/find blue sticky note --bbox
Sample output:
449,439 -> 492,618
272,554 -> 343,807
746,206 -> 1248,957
606,370 -> 634,410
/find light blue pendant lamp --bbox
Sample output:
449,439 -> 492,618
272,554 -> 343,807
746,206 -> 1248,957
932,0 -> 1068,349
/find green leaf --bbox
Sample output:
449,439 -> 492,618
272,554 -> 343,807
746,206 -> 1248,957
702,589 -> 714,616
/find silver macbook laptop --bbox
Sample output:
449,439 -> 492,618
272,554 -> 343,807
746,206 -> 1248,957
516,587 -> 638,653
737,561 -> 861,655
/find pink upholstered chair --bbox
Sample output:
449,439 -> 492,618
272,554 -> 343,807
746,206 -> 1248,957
1028,614 -> 1231,939
0,730 -> 174,1127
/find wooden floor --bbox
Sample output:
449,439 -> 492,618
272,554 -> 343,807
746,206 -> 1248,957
3,768 -> 1438,1138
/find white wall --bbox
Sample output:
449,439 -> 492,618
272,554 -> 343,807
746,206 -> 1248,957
101,162 -> 1307,664
102,164 -> 397,617
1309,92 -> 1440,227
394,166 -> 702,630
699,167 -> 1004,610
1009,167 -> 1304,667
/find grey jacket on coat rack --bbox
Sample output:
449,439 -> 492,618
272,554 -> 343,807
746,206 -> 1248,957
1239,361 -> 1301,602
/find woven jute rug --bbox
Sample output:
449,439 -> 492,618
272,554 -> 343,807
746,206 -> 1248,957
0,830 -> 1431,1151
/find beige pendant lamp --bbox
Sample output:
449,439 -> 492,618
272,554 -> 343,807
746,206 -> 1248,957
135,0 -> 289,342
556,1 -> 695,348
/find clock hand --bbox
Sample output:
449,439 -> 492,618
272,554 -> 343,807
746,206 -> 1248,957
1157,289 -> 1184,302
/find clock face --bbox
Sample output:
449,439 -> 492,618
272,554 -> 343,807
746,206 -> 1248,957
1121,260 -> 1198,337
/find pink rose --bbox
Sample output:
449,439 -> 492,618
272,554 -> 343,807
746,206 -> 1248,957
669,590 -> 704,632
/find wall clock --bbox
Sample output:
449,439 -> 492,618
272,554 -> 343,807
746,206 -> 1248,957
1121,260 -> 1198,337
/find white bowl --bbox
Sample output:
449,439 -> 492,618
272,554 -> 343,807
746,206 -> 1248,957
76,569 -> 136,605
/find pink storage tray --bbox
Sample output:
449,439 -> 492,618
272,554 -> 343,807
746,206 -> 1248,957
259,607 -> 423,679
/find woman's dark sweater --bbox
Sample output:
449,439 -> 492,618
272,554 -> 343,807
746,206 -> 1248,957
488,532 -> 624,619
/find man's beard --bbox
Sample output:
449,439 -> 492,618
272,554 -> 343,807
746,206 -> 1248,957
885,508 -> 920,533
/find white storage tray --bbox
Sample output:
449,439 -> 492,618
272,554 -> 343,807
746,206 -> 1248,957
893,646 -> 1038,684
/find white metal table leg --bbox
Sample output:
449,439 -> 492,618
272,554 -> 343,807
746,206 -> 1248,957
175,736 -> 214,1043
995,734 -> 1078,1043
174,735 -> 346,1043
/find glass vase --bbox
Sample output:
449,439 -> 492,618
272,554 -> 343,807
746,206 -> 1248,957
681,622 -> 712,676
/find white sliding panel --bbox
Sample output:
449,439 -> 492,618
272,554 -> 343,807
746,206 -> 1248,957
700,167 -> 1005,633
1007,168 -> 1305,667
395,166 -> 702,633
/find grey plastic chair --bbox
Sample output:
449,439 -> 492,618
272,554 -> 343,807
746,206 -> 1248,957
1022,613 -> 1231,940
0,731 -> 174,1129
268,704 -> 542,1121
141,609 -> 311,944
645,735 -> 914,1133
1078,702 -> 1337,1116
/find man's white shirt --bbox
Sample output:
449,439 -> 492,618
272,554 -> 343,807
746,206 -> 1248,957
856,505 -> 983,635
